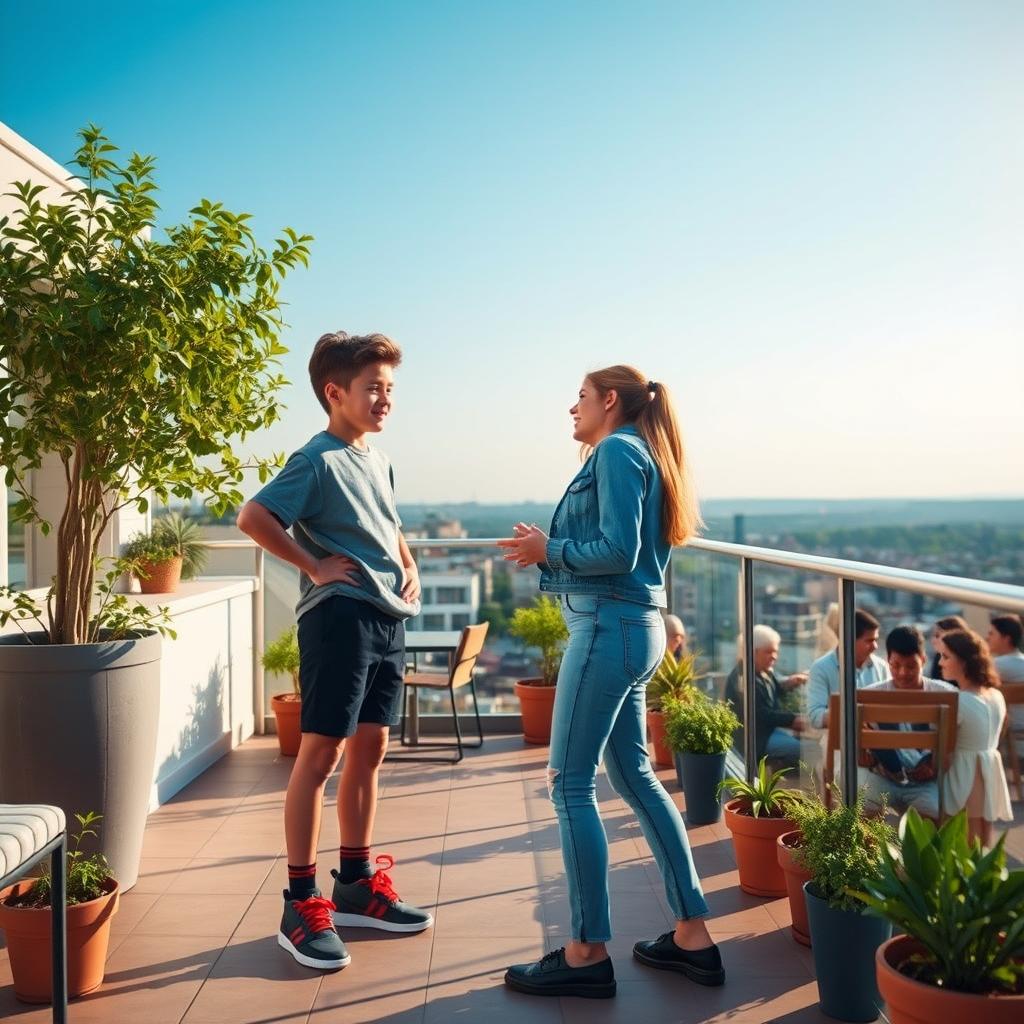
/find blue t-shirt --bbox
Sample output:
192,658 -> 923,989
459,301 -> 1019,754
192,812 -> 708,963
252,431 -> 419,621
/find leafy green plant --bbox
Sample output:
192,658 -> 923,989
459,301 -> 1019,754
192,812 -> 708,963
0,125 -> 311,644
508,596 -> 569,686
4,812 -> 114,908
853,809 -> 1024,995
152,512 -> 208,580
122,531 -> 178,566
648,649 -> 701,710
788,788 -> 894,913
663,691 -> 740,755
717,756 -> 807,818
263,626 -> 300,696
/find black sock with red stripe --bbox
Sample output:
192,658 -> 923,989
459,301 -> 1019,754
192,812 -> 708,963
287,862 -> 317,900
338,845 -> 372,884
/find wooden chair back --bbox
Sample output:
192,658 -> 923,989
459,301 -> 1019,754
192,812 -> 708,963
449,622 -> 490,688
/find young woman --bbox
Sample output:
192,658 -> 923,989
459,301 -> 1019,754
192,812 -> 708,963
939,629 -> 1013,847
497,365 -> 722,1000
928,615 -> 969,682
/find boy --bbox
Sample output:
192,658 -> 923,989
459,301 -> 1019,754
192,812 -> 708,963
238,331 -> 431,970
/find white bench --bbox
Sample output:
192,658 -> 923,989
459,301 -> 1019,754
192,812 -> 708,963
0,805 -> 68,1022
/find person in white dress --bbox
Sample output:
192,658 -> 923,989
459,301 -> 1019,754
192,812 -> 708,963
939,629 -> 1013,847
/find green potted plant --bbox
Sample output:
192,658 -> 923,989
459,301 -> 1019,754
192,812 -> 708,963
855,809 -> 1024,1024
0,812 -> 119,1003
663,691 -> 739,825
152,511 -> 209,581
647,649 -> 701,766
122,530 -> 182,594
717,757 -> 806,897
263,626 -> 302,756
0,125 -> 310,887
789,791 -> 894,1022
508,596 -> 569,744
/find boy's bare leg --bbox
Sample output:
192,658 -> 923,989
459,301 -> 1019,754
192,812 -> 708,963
337,723 -> 390,846
285,733 -> 345,866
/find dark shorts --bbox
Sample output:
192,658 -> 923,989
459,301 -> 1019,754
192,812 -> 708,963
297,594 -> 406,738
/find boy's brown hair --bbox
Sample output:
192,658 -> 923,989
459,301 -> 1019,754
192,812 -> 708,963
308,331 -> 403,412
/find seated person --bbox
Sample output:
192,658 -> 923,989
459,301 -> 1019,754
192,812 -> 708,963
725,624 -> 808,765
858,625 -> 955,819
928,614 -> 969,683
988,613 -> 1024,755
808,609 -> 889,729
663,614 -> 687,658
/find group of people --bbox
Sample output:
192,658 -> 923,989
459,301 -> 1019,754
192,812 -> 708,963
238,332 -> 725,999
719,606 -> 1021,846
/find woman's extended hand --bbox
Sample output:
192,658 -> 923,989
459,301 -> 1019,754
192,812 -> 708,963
496,522 -> 548,567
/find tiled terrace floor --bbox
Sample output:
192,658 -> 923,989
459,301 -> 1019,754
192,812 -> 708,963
2,735 -> 1021,1024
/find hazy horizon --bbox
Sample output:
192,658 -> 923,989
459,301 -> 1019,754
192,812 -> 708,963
5,2 -> 1022,504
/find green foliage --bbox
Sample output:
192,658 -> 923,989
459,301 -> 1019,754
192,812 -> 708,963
262,626 -> 300,695
789,788 -> 894,912
8,812 -> 114,908
477,601 -> 508,636
853,809 -> 1024,995
152,512 -> 208,580
717,756 -> 807,818
508,596 -> 569,686
647,649 -> 701,710
663,691 -> 739,755
0,125 -> 311,644
122,531 -> 178,566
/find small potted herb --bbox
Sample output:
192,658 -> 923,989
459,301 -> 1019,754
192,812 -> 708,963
263,626 -> 302,756
508,596 -> 569,745
647,649 -> 701,766
0,812 -> 119,1003
663,691 -> 739,825
856,809 -> 1024,1024
789,791 -> 894,1021
122,531 -> 182,594
717,757 -> 806,896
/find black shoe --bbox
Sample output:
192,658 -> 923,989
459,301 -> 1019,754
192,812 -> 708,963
504,948 -> 616,999
633,932 -> 725,986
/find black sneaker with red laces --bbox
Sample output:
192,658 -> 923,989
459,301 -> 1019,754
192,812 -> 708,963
278,890 -> 351,969
331,855 -> 433,933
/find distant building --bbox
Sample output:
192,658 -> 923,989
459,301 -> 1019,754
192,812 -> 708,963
408,570 -> 480,632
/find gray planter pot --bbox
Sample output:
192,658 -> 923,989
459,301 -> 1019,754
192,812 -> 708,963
674,751 -> 727,825
804,882 -> 891,1022
0,631 -> 162,890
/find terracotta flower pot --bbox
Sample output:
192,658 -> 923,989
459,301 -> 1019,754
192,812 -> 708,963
646,709 -> 673,767
723,798 -> 797,897
272,692 -> 302,756
515,678 -> 556,745
877,935 -> 1024,1024
0,877 -> 119,1003
137,555 -> 183,594
777,830 -> 812,946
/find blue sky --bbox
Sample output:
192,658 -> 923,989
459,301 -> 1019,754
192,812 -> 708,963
3,2 -> 1022,502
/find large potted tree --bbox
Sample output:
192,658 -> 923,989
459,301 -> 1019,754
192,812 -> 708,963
0,125 -> 310,888
857,809 -> 1024,1024
790,790 -> 894,1022
647,649 -> 701,767
509,596 -> 568,745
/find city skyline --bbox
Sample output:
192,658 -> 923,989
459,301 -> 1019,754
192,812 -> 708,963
4,2 -> 1022,503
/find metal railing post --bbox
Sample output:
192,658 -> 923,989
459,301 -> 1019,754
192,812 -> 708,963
253,546 -> 265,735
837,577 -> 857,806
738,556 -> 756,781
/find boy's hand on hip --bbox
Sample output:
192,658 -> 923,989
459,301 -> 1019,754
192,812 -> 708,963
401,565 -> 421,603
310,554 -> 361,587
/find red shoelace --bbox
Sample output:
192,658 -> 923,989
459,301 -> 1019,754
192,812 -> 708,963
365,854 -> 400,904
292,894 -> 337,934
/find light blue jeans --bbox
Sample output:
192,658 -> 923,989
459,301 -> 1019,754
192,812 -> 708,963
548,594 -> 709,942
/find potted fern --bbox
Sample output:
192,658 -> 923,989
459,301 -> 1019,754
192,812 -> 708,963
0,812 -> 119,1003
263,626 -> 302,756
509,596 -> 569,744
789,791 -> 894,1022
717,757 -> 806,896
647,649 -> 701,766
663,691 -> 739,825
856,809 -> 1024,1024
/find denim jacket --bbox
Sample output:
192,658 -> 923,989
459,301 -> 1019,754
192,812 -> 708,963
539,425 -> 669,607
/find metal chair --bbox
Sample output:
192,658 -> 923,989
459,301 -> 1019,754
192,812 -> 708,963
0,804 -> 68,1022
393,622 -> 489,763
